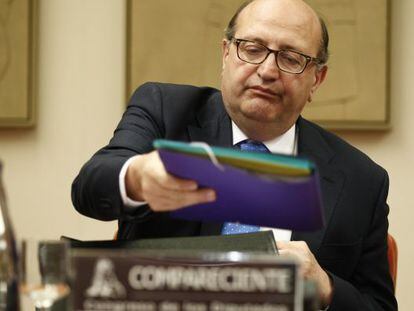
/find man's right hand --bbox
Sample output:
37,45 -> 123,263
125,151 -> 216,211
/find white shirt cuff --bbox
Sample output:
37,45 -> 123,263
119,155 -> 147,207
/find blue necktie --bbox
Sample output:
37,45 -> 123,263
221,139 -> 270,235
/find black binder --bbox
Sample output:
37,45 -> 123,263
62,230 -> 278,254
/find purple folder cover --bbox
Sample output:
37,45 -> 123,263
159,149 -> 324,231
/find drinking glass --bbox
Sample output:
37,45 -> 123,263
19,240 -> 70,310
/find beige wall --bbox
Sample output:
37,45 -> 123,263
0,0 -> 412,308
0,0 -> 125,240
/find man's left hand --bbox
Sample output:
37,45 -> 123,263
277,241 -> 333,308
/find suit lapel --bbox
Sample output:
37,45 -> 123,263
188,92 -> 232,147
291,118 -> 344,254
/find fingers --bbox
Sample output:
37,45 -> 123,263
142,171 -> 216,211
125,151 -> 216,211
146,161 -> 198,192
278,241 -> 333,307
277,240 -> 307,251
276,240 -> 288,250
145,186 -> 216,212
276,241 -> 314,276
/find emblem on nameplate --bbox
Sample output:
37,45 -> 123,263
85,258 -> 126,299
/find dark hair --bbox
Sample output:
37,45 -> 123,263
224,0 -> 330,65
224,0 -> 254,41
318,16 -> 329,65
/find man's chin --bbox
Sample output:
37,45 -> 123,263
241,106 -> 281,124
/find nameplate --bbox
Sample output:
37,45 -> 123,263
71,250 -> 303,311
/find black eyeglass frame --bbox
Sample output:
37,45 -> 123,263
231,38 -> 323,74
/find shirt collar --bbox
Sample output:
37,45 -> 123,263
231,121 -> 297,156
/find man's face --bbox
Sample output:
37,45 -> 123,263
221,0 -> 327,140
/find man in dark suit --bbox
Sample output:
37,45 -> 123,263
72,0 -> 397,309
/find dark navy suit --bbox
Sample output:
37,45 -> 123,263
72,82 -> 397,310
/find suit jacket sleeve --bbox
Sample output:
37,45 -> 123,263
327,170 -> 397,310
71,83 -> 166,221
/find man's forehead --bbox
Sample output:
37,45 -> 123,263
235,0 -> 321,52
241,0 -> 318,18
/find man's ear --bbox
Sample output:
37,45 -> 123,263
308,65 -> 328,102
221,39 -> 230,70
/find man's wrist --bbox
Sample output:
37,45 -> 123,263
119,155 -> 146,207
319,269 -> 333,309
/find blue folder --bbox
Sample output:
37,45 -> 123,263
154,139 -> 324,231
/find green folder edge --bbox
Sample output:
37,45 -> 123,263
154,139 -> 314,177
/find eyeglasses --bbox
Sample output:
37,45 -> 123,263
232,38 -> 322,74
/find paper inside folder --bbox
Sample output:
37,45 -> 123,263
153,139 -> 314,177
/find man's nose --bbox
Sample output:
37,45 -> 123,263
256,52 -> 280,80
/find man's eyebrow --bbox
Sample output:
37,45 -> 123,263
240,36 -> 268,45
279,44 -> 306,53
240,36 -> 305,53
